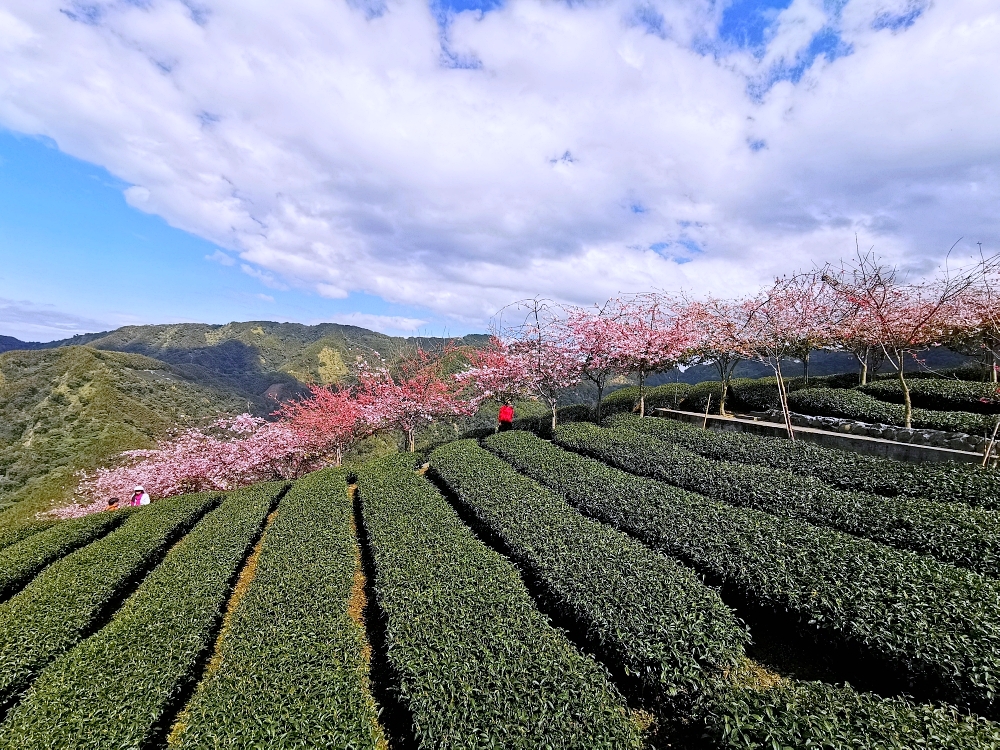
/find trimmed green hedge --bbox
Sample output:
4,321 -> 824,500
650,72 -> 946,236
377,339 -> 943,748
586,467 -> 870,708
0,493 -> 216,708
710,680 -> 1000,749
0,510 -> 133,602
787,387 -> 996,434
0,522 -> 59,554
598,415 -> 1000,577
357,453 -> 641,749
485,431 -> 1000,747
505,427 -> 1000,716
432,438 -> 748,716
610,413 -> 1000,509
0,483 -> 284,749
172,469 -> 386,749
602,384 -> 691,416
860,379 -> 1000,414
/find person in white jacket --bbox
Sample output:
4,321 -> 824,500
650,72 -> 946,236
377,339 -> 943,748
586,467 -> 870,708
131,485 -> 151,506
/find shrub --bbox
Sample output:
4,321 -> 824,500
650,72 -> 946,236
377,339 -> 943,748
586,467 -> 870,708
860,379 -> 1000,414
0,509 -> 134,602
710,679 -> 1000,749
0,522 -> 59,554
357,453 -> 642,749
728,378 -> 782,411
0,493 -> 217,708
600,414 -> 1000,577
433,437 -> 748,715
602,384 -> 691,416
510,426 -> 1000,716
172,469 -> 386,750
787,388 -> 996,434
0,483 -> 284,749
614,413 -> 1000,509
678,381 -> 725,413
478,433 -> 1000,748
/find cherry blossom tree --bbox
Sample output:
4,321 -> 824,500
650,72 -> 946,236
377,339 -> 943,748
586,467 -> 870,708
822,248 -> 989,428
564,303 -> 622,424
277,384 -> 370,467
688,295 -> 759,416
73,414 -> 327,517
457,336 -> 532,417
949,252 -> 1000,384
501,298 -> 583,431
609,294 -> 697,418
358,348 -> 477,452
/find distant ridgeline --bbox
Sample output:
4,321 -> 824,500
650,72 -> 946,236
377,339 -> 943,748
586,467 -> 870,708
0,323 -> 487,523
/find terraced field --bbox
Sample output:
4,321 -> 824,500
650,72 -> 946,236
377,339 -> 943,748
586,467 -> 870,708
0,417 -> 998,748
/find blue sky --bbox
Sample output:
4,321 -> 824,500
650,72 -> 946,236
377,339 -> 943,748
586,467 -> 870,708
1,0 -> 991,341
0,130 -> 455,340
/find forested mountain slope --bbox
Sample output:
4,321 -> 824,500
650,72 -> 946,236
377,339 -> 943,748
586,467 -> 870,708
0,347 -> 247,524
0,323 -> 488,525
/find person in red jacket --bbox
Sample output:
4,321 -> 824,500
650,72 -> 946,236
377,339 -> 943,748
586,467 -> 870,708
498,403 -> 514,432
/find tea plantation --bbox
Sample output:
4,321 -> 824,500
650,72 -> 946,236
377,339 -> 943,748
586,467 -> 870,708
1,416 -> 999,748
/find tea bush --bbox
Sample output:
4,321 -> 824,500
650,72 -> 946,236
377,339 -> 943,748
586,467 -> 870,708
357,453 -> 641,749
787,388 -> 995,434
860,379 -> 1000,414
172,469 -> 386,750
0,493 -> 216,707
598,415 -> 1000,577
0,483 -> 283,749
612,413 -> 1000,509
0,510 -> 133,601
509,426 -> 1000,716
432,438 -> 747,715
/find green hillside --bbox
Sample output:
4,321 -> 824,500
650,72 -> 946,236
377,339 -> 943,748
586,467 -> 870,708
0,347 -> 246,525
0,323 -> 489,526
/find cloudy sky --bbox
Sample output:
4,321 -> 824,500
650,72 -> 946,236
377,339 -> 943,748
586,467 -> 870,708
0,0 -> 997,340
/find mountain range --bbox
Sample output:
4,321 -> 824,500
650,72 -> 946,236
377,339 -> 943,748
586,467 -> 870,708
0,322 -> 486,525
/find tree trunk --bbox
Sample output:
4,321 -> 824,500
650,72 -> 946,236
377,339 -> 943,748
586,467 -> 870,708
992,354 -> 998,384
407,429 -> 415,452
718,381 -> 728,417
551,402 -> 558,433
335,447 -> 342,467
595,381 -> 605,424
638,370 -> 646,418
803,350 -> 810,384
860,349 -> 869,386
899,362 -> 913,429
775,360 -> 795,441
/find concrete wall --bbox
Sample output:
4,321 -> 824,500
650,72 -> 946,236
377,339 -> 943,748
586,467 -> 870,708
654,408 -> 995,466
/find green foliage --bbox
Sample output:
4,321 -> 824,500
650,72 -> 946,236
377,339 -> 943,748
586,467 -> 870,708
357,453 -> 641,749
0,493 -> 217,707
602,384 -> 691,417
433,437 -> 748,715
601,414 -> 1000,577
513,424 -> 1000,716
860,379 -> 1000,414
0,522 -> 58,554
787,387 -> 996,434
172,469 -> 385,749
0,510 -> 133,601
711,679 -> 1000,749
727,377 -> 783,411
0,483 -> 284,750
609,413 -> 1000,509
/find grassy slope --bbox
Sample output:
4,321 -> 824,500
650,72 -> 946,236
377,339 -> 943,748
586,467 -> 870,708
0,323 -> 491,528
0,347 -> 244,525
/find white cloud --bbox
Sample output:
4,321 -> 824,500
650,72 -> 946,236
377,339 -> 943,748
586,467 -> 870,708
0,0 -> 997,325
325,312 -> 428,334
0,298 -> 109,341
205,249 -> 235,265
